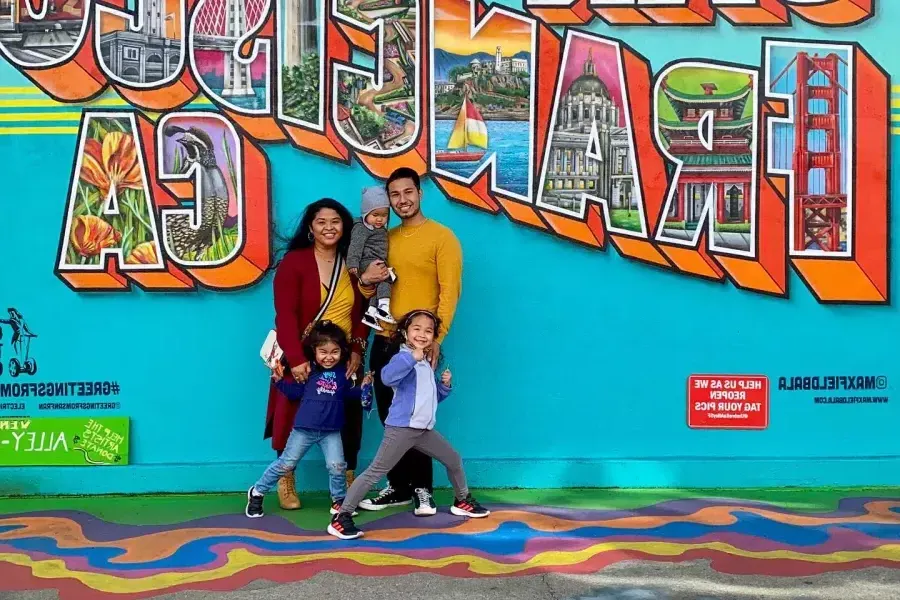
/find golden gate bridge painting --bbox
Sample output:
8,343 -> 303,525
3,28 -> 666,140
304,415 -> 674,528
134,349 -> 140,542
767,42 -> 850,255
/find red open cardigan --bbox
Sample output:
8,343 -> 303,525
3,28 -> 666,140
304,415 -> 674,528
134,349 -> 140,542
264,247 -> 369,452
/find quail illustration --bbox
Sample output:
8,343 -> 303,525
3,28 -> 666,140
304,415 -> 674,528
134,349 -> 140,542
163,125 -> 232,260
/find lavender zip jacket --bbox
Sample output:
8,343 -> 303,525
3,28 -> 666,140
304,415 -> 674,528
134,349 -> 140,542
381,345 -> 452,430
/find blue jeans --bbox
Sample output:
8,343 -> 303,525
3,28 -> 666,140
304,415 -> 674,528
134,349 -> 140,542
254,428 -> 347,500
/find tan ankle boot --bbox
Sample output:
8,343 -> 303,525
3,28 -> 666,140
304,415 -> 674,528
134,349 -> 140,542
277,470 -> 301,510
346,469 -> 356,489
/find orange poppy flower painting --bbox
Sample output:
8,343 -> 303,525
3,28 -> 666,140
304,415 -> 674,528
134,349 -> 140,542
63,117 -> 159,267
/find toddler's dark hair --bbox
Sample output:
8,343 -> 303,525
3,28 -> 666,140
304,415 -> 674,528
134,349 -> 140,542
303,320 -> 350,367
388,310 -> 444,364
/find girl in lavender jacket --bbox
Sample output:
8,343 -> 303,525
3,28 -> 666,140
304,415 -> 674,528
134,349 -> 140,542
327,310 -> 489,540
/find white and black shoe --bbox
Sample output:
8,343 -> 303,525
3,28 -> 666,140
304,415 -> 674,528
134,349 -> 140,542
387,267 -> 397,283
374,306 -> 396,324
245,487 -> 264,518
362,310 -> 383,331
413,487 -> 437,516
358,485 -> 412,511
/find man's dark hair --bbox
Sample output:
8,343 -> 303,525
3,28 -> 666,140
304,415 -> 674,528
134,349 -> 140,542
385,167 -> 421,193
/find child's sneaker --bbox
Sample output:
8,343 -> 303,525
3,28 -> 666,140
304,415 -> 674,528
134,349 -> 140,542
328,512 -> 363,540
330,500 -> 359,517
362,308 -> 383,331
245,487 -> 264,518
413,487 -> 437,516
387,267 -> 397,282
359,485 -> 412,511
451,494 -> 490,518
374,306 -> 396,324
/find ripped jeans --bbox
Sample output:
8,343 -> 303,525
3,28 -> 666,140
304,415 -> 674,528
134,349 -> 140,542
254,428 -> 347,501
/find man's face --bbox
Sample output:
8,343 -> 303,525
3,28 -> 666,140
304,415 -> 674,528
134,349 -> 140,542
387,177 -> 422,219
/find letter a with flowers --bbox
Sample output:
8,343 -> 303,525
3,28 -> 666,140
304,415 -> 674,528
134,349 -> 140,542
57,112 -> 167,291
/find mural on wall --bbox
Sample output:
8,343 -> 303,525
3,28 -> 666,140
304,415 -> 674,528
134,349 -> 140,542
431,0 -> 534,201
0,0 -> 889,303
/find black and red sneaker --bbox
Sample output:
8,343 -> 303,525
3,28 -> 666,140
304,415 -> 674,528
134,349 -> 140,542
330,500 -> 358,517
451,494 -> 490,518
327,512 -> 363,540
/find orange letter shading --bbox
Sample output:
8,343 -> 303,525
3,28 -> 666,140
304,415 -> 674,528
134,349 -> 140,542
0,0 -> 104,101
534,30 -> 669,269
765,40 -> 888,303
57,112 -> 191,291
653,61 -> 786,296
95,0 -> 199,110
784,0 -> 873,26
154,112 -> 270,289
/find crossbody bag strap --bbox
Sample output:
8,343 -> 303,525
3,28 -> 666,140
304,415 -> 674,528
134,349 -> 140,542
303,255 -> 344,337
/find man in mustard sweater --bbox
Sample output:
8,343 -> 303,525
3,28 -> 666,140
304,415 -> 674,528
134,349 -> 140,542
356,167 -> 463,516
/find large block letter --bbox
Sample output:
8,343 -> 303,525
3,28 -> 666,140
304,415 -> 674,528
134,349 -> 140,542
525,0 -> 870,26
155,112 -> 270,289
0,0 -> 103,101
189,0 -> 273,119
430,0 -> 537,207
56,112 -> 187,290
653,61 -> 787,296
534,30 -> 669,268
330,0 -> 426,176
95,0 -> 199,110
765,40 -> 888,303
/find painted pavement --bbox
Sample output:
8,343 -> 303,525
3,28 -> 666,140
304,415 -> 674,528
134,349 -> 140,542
1,490 -> 899,599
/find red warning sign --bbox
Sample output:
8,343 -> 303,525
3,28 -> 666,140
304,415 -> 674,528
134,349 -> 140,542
687,375 -> 769,429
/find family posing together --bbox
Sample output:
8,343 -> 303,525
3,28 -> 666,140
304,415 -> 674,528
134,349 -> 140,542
246,167 -> 489,540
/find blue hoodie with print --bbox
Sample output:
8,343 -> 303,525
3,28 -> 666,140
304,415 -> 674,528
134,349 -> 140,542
381,346 -> 452,430
275,369 -> 368,431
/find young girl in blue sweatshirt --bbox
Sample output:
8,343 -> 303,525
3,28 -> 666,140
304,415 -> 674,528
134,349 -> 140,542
328,310 -> 489,540
245,321 -> 372,518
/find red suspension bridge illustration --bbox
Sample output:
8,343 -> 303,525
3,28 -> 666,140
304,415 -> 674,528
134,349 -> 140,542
769,51 -> 849,253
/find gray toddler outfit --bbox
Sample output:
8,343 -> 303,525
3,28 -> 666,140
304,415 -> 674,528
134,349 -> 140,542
347,186 -> 392,303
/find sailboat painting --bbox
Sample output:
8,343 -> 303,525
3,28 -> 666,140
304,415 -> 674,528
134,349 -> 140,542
431,0 -> 534,198
435,96 -> 488,162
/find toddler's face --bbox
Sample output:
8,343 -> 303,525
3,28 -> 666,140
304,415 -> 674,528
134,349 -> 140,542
315,341 -> 342,369
405,315 -> 435,350
365,208 -> 390,229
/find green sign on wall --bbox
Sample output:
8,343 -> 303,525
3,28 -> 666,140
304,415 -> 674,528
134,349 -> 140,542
0,417 -> 129,466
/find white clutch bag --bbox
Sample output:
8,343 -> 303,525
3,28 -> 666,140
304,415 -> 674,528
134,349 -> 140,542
260,329 -> 283,369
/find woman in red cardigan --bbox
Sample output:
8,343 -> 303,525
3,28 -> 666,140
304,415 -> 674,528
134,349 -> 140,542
266,198 -> 389,510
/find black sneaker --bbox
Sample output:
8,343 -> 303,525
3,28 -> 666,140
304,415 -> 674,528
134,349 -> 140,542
358,485 -> 412,511
330,500 -> 359,517
245,487 -> 264,518
413,487 -> 437,516
327,512 -> 363,540
451,494 -> 490,518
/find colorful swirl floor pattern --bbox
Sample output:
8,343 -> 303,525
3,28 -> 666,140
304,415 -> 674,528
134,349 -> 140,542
1,489 -> 900,599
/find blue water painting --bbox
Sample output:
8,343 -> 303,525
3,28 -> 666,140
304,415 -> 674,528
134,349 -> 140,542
433,120 -> 531,198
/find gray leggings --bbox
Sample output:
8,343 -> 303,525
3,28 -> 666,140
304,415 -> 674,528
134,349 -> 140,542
340,426 -> 468,514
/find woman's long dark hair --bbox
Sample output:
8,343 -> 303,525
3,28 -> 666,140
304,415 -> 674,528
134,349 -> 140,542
274,198 -> 355,268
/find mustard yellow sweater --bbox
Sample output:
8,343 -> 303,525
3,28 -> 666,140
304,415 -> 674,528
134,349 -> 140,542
365,219 -> 462,343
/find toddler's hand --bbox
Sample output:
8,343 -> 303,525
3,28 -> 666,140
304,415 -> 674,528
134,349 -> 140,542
271,362 -> 284,382
362,371 -> 374,387
412,347 -> 426,362
441,369 -> 452,387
